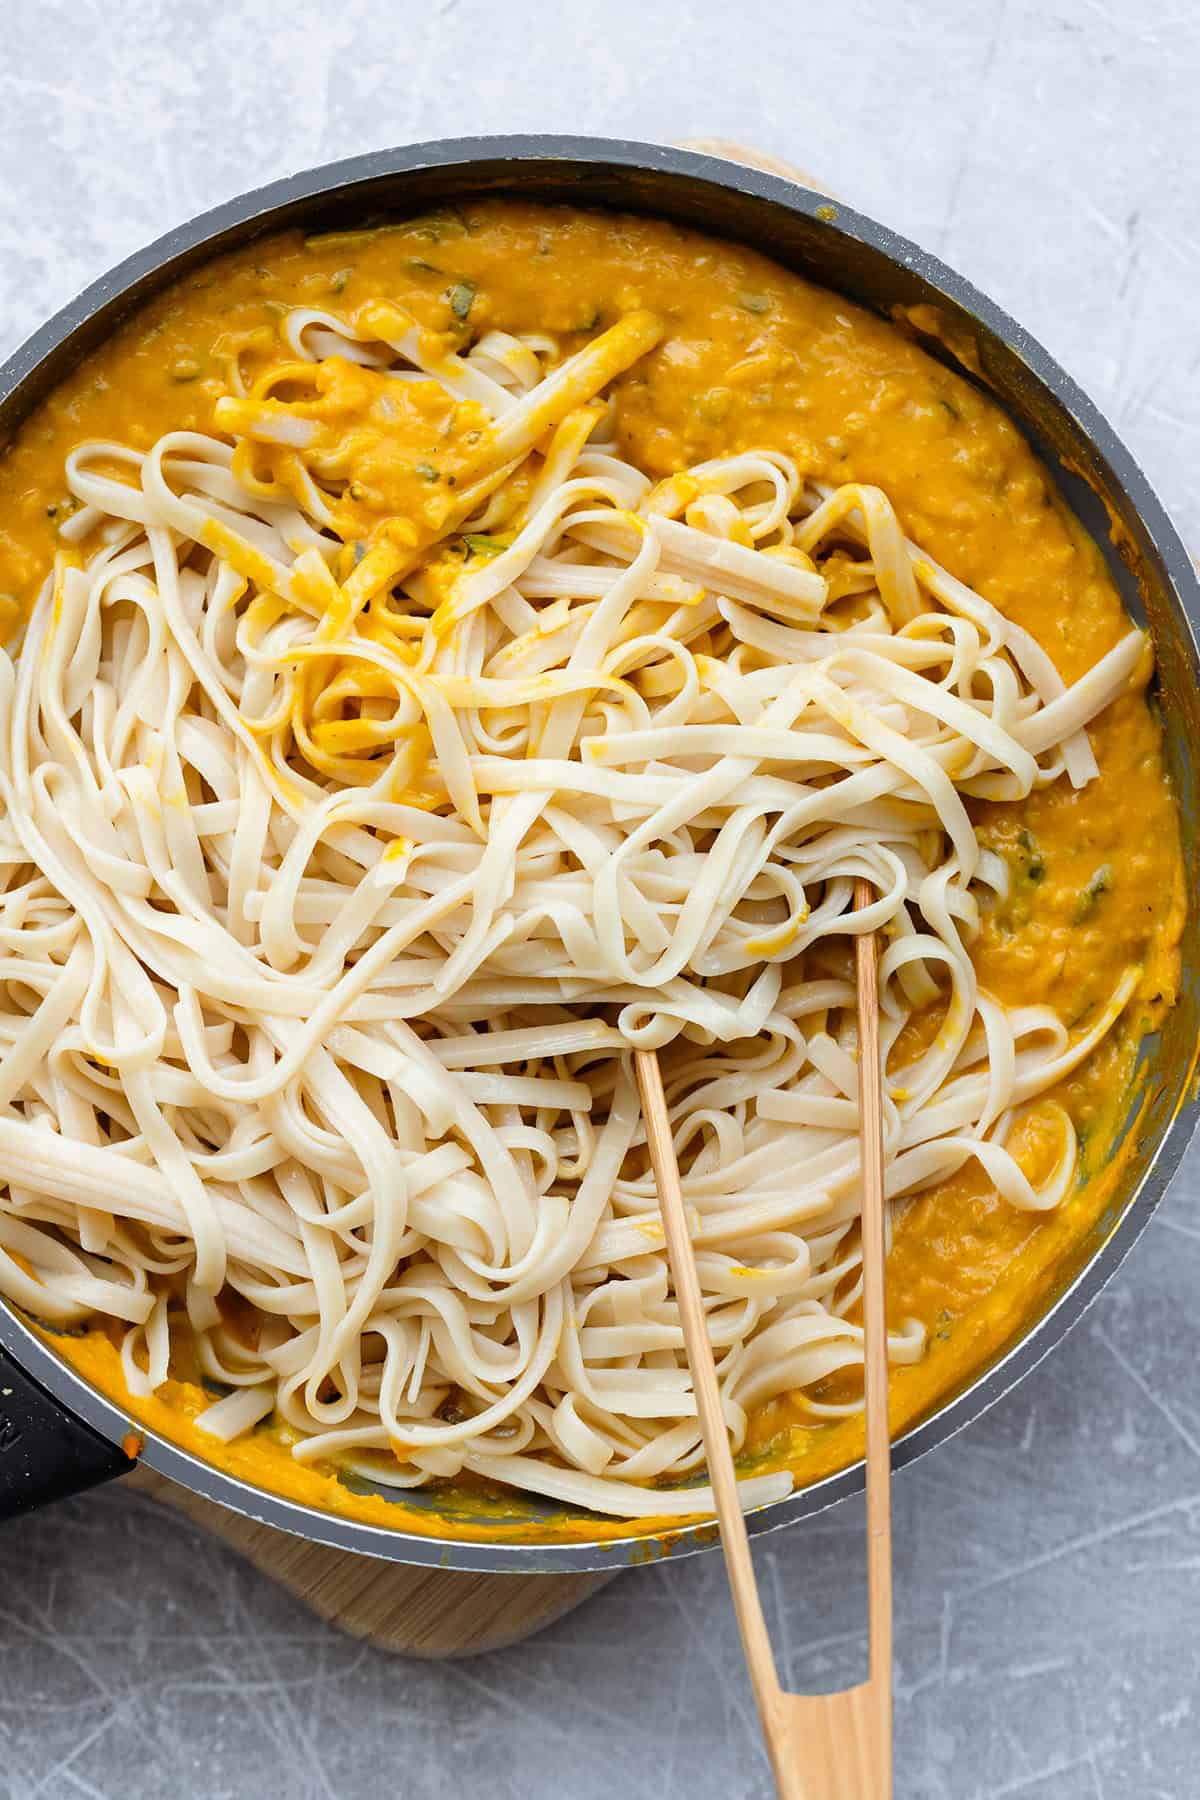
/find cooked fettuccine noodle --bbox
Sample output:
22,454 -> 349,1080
0,299 -> 1144,1517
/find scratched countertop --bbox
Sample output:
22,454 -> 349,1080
1,3 -> 1198,1796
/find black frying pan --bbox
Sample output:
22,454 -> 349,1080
0,137 -> 1196,1572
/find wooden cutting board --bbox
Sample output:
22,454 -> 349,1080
130,1464 -> 620,1658
120,141 -> 821,1661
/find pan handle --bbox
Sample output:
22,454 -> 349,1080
0,1343 -> 133,1518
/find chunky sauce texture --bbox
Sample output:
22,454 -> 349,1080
1,201 -> 1183,1539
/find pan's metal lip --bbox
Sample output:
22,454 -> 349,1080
1,134 -> 1197,1573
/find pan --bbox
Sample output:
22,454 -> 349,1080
1,135 -> 1196,1572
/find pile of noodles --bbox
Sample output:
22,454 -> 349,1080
0,300 -> 1143,1516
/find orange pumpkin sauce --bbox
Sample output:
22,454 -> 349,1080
1,201 -> 1183,1537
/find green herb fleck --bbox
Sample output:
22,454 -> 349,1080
1075,864 -> 1113,922
411,205 -> 468,243
448,279 -> 477,322
353,541 -> 367,566
1018,827 -> 1046,883
939,397 -> 961,421
303,228 -> 386,253
330,267 -> 354,295
576,304 -> 602,331
462,533 -> 508,560
737,291 -> 771,314
405,257 -> 441,275
416,462 -> 440,482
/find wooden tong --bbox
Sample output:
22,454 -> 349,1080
634,879 -> 892,1798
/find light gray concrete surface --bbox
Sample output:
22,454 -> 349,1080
0,2 -> 1197,1795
